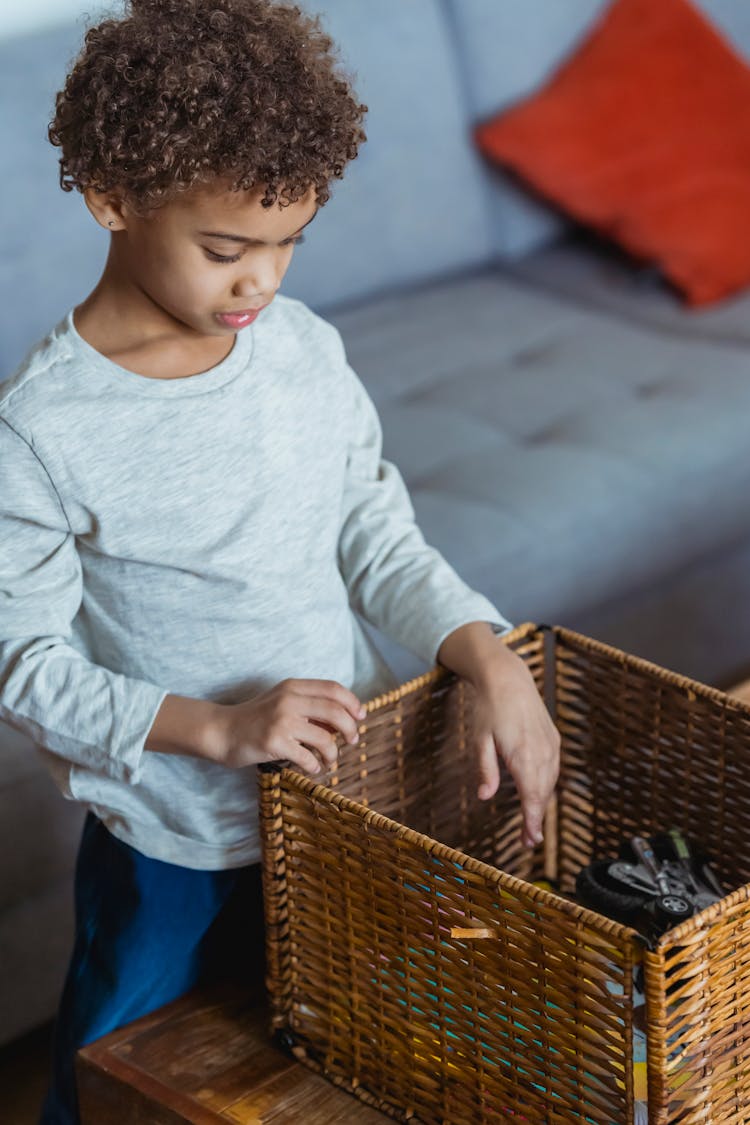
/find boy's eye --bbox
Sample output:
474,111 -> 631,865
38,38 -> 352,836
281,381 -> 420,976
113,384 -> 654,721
205,249 -> 242,264
204,233 -> 306,264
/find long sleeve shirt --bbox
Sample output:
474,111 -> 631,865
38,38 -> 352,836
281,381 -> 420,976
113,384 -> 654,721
0,295 -> 510,868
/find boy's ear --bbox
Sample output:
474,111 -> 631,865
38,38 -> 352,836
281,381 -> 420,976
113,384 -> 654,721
83,187 -> 131,232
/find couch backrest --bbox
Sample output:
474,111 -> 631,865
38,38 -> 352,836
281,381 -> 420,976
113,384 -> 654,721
445,0 -> 750,260
444,0 -> 607,260
0,0 -> 498,374
0,21 -> 104,378
5,0 -> 750,375
282,0 -> 496,309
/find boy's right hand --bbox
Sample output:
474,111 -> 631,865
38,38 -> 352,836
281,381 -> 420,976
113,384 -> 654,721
204,678 -> 366,775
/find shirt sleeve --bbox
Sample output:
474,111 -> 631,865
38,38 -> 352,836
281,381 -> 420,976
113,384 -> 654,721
336,360 -> 513,667
0,418 -> 168,783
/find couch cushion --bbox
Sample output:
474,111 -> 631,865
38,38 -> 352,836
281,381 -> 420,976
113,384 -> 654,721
507,233 -> 750,346
0,721 -> 49,786
0,880 -> 77,1046
449,0 -> 750,262
572,533 -> 750,689
0,761 -> 84,912
0,726 -> 83,1042
328,268 -> 750,637
474,0 -> 750,309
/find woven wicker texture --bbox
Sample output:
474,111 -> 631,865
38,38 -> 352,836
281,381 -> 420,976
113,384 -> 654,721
260,623 -> 750,1123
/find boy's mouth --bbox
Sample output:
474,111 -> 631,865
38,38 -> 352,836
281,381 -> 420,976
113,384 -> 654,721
215,306 -> 267,329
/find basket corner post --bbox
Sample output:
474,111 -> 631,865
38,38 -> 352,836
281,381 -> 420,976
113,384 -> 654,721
538,625 -> 559,882
257,764 -> 292,1034
642,948 -> 671,1125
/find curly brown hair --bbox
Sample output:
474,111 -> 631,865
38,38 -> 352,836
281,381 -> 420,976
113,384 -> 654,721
49,0 -> 367,213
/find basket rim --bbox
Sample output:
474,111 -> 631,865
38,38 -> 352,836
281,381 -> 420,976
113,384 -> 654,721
361,621 -> 750,719
360,621 -> 543,716
652,880 -> 750,949
550,623 -> 750,712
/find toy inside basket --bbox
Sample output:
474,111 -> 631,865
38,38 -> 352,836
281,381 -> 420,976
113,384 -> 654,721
259,623 -> 750,1124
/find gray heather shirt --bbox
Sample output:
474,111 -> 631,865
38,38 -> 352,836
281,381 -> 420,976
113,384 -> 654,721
0,296 -> 510,868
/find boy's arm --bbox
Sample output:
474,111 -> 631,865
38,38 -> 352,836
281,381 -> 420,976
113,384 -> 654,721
0,419 -> 167,782
336,365 -> 511,664
335,358 -> 559,846
0,418 -> 362,779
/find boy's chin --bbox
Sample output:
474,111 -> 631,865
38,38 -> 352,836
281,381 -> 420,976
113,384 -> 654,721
180,313 -> 238,337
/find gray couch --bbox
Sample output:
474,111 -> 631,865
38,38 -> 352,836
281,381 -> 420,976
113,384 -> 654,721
3,0 -> 750,1046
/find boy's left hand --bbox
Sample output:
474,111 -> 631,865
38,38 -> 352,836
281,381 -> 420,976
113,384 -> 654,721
438,623 -> 560,849
470,649 -> 560,849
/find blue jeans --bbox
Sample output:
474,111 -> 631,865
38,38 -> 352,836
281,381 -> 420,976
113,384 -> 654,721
40,813 -> 265,1125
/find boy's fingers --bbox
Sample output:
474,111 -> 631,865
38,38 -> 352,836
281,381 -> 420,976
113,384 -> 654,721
306,700 -> 362,745
286,678 -> 365,720
293,722 -> 340,768
476,732 -> 500,800
286,741 -> 325,776
309,719 -> 337,735
520,797 -> 546,848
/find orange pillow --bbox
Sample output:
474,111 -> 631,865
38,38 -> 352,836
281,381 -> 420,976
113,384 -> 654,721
474,0 -> 750,307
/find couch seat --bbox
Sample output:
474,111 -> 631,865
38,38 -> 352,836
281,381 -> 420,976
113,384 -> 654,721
328,265 -> 750,682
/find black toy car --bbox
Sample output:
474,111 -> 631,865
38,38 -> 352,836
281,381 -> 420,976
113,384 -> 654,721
576,829 -> 725,941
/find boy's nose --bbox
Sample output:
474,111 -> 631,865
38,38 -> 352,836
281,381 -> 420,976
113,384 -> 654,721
232,276 -> 277,301
232,259 -> 282,302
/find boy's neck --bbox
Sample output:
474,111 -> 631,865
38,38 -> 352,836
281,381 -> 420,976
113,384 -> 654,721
74,254 -> 234,381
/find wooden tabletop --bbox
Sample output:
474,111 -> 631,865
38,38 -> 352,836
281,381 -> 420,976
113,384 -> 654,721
77,983 -> 389,1124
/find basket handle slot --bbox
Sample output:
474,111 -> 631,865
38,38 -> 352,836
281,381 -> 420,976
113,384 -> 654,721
450,926 -> 496,940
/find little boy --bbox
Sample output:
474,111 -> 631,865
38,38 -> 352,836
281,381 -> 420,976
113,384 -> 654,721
0,1 -> 559,1121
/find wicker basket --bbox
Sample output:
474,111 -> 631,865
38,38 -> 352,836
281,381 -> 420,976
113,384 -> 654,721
259,623 -> 750,1124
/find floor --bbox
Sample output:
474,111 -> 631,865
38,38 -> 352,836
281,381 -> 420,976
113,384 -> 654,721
0,1022 -> 53,1125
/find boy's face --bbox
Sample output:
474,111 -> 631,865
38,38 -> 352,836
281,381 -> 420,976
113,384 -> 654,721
105,183 -> 318,337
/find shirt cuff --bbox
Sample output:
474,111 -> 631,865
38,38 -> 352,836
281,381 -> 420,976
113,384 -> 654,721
414,597 -> 514,668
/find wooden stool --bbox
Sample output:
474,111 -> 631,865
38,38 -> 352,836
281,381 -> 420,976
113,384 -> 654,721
77,983 -> 388,1123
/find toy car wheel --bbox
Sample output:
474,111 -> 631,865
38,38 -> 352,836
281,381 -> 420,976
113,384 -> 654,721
654,894 -> 693,927
576,861 -> 646,925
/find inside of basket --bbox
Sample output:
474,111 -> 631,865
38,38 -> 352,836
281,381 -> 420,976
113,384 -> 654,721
326,625 -> 750,904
